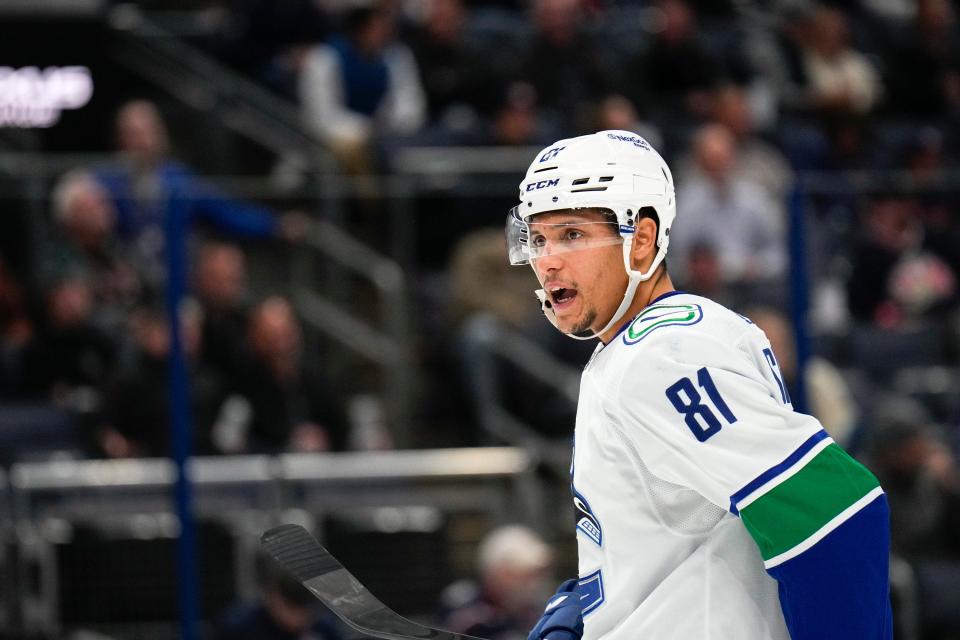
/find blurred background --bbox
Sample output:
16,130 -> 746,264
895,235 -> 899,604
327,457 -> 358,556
0,0 -> 959,638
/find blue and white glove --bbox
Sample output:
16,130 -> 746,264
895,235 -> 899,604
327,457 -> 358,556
527,579 -> 584,640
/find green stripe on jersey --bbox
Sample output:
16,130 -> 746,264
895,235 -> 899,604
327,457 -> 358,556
740,444 -> 880,561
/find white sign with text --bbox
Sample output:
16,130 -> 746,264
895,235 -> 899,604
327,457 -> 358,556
0,66 -> 93,128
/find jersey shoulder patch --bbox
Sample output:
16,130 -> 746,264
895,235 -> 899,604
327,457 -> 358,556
623,302 -> 704,345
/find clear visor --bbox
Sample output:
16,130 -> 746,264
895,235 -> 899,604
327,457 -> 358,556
506,207 -> 624,265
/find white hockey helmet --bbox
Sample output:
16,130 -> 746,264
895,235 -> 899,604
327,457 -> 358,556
505,130 -> 676,340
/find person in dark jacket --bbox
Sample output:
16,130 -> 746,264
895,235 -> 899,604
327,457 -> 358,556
217,551 -> 345,640
238,296 -> 348,453
98,303 -> 226,457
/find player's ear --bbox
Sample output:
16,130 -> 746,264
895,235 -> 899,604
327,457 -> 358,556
629,217 -> 657,272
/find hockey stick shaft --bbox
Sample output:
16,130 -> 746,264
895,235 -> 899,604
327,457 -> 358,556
261,524 -> 487,640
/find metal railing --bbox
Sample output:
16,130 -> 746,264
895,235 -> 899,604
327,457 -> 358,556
0,153 -> 416,446
292,218 -> 413,443
6,447 -> 540,636
459,314 -> 581,474
103,9 -> 426,443
390,145 -> 544,176
107,5 -> 335,172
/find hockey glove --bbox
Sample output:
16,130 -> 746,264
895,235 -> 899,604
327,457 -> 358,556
527,578 -> 584,640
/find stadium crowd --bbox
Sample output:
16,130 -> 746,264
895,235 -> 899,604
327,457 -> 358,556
3,0 -> 960,637
0,98 -> 345,460
198,0 -> 960,334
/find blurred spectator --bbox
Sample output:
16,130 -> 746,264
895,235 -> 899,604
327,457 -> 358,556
300,1 -> 426,171
625,0 -> 720,121
670,124 -> 786,286
682,242 -> 734,308
434,227 -> 560,445
903,127 -> 948,187
95,100 -> 306,293
217,551 -> 345,640
888,252 -> 958,321
861,0 -> 916,23
515,0 -> 612,132
98,303 -> 226,458
847,194 -> 918,325
864,397 -> 960,637
448,228 -> 540,331
211,0 -> 328,100
407,0 -> 488,124
800,6 -> 882,116
707,84 -> 792,202
865,397 -> 960,560
746,305 -> 860,450
43,171 -> 143,333
820,115 -> 879,172
760,2 -> 815,113
21,278 -> 115,410
448,227 -> 586,443
591,95 -> 662,152
395,79 -> 560,148
794,115 -> 880,233
847,194 -> 958,326
883,0 -> 960,117
194,241 -> 251,384
0,258 -> 35,396
438,525 -> 553,640
237,296 -> 348,453
482,82 -> 558,147
904,129 -> 960,279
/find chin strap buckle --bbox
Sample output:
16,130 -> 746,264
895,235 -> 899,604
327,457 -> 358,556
535,288 -> 560,329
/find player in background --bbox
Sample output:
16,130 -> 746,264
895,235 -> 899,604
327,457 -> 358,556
507,131 -> 892,639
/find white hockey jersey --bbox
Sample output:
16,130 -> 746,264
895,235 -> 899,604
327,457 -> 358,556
571,291 -> 829,640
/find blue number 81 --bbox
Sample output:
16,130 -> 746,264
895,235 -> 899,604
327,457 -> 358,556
665,368 -> 737,442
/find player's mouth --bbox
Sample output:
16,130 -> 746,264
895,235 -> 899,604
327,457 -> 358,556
547,284 -> 578,312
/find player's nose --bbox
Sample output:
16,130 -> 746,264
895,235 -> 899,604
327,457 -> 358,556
533,251 -> 564,276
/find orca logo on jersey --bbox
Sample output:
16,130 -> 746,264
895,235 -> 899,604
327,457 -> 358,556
573,487 -> 602,547
623,303 -> 704,345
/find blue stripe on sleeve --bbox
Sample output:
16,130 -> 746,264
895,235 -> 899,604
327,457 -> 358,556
729,429 -> 829,515
767,493 -> 893,640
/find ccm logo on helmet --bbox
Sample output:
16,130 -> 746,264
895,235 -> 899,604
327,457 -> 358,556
525,178 -> 559,192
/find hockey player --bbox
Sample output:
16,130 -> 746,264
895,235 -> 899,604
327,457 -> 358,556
508,131 -> 893,639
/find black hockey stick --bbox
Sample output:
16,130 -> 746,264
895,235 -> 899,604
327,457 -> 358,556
261,524 -> 487,640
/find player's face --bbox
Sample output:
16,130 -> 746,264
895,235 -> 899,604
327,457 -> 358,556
530,210 -> 628,336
